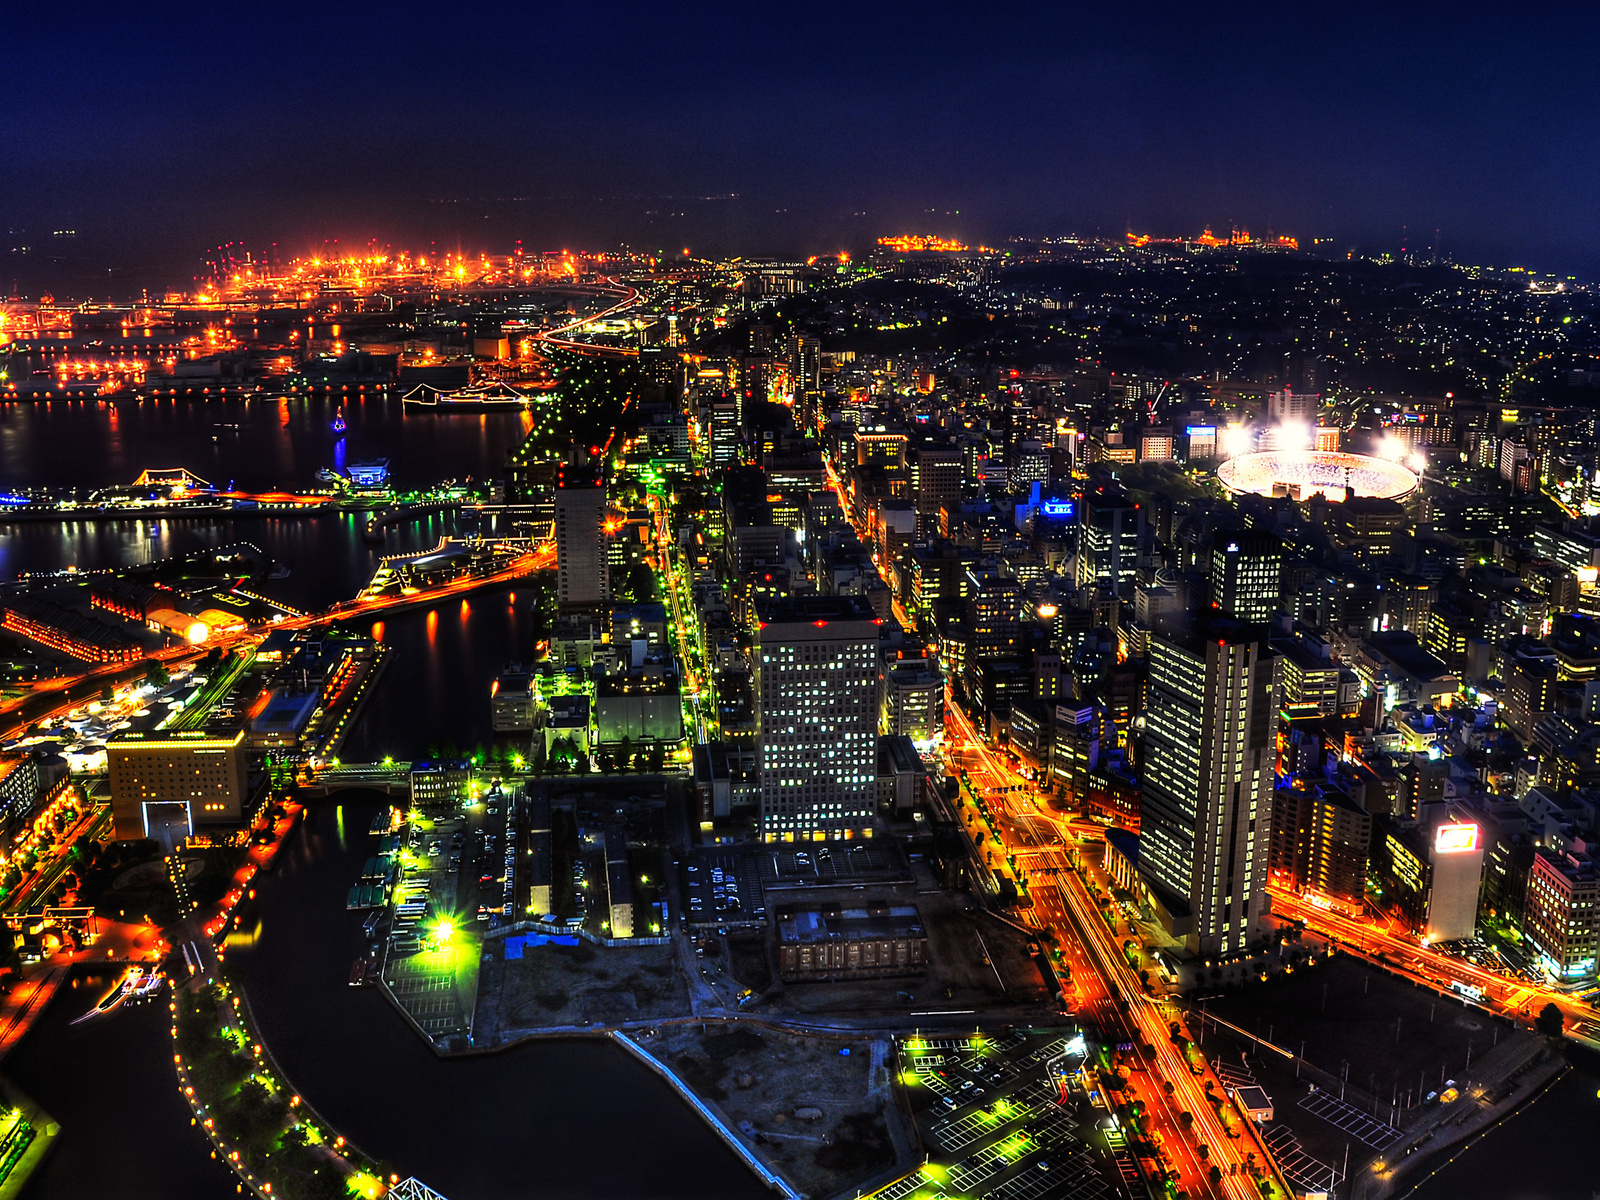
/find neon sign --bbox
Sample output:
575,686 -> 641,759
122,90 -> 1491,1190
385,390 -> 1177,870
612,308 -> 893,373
1434,823 -> 1479,854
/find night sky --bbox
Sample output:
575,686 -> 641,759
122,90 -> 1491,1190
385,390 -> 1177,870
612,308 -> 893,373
5,3 -> 1599,294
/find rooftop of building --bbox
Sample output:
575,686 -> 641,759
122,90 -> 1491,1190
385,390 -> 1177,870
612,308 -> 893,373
756,593 -> 876,627
776,903 -> 924,945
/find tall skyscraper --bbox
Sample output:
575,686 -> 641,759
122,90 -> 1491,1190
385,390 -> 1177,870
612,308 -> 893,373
909,445 -> 962,540
709,395 -> 742,468
964,568 -> 1021,662
1074,482 -> 1143,595
1209,530 -> 1283,622
790,334 -> 821,400
555,466 -> 610,609
756,595 -> 879,843
1139,618 -> 1279,957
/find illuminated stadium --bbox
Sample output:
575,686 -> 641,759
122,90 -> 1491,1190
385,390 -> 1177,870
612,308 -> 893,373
1216,450 -> 1418,502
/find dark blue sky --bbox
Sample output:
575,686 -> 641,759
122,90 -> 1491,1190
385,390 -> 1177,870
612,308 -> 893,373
5,2 -> 1599,292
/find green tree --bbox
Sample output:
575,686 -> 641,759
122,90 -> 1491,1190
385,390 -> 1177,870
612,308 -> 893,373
1536,1002 -> 1565,1037
611,562 -> 657,603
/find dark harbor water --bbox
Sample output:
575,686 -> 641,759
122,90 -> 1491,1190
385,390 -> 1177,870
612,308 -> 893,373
1407,1055 -> 1600,1200
7,968 -> 237,1199
0,391 -> 545,756
0,392 -> 531,613
0,392 -> 528,495
338,585 -> 536,763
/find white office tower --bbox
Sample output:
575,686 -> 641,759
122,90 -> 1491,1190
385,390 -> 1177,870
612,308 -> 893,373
756,596 -> 879,843
1139,618 -> 1280,958
555,466 -> 609,608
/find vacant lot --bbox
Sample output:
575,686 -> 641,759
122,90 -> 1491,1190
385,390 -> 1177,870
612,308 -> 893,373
475,938 -> 691,1041
643,1025 -> 899,1200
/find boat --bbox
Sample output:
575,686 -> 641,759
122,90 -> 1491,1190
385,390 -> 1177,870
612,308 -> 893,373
349,958 -> 372,987
71,965 -> 162,1023
368,808 -> 401,835
400,381 -> 532,412
331,409 -> 347,435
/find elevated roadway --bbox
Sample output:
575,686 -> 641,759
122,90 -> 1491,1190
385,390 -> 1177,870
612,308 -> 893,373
0,541 -> 554,741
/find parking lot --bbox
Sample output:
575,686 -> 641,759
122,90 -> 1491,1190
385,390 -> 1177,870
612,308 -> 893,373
758,842 -> 913,891
886,1030 -> 1129,1200
370,788 -> 512,1049
682,846 -> 768,929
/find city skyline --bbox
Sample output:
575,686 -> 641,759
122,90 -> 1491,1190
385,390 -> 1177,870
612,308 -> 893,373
6,4 -> 1600,296
5,11 -> 1600,1199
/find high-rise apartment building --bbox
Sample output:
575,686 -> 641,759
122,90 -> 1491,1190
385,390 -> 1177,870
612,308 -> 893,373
963,568 -> 1022,702
1007,440 -> 1050,490
964,569 -> 1021,663
1139,619 -> 1279,957
879,654 -> 945,746
1209,530 -> 1283,622
555,467 -> 610,609
1074,483 -> 1143,595
1523,848 -> 1600,984
756,596 -> 879,842
109,729 -> 250,839
1267,389 -> 1320,424
1268,781 -> 1372,911
746,323 -> 774,356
